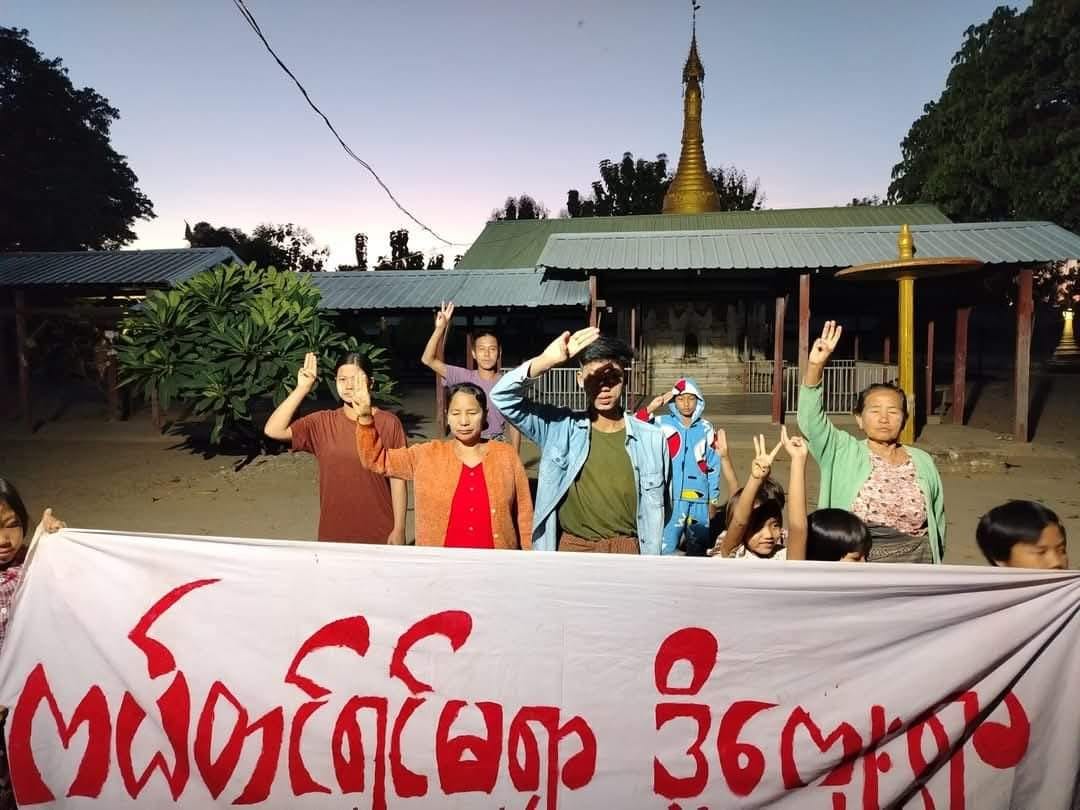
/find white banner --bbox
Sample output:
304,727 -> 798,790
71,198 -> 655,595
0,529 -> 1078,809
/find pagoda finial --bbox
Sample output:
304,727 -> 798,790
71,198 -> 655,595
663,1 -> 720,214
684,1 -> 705,84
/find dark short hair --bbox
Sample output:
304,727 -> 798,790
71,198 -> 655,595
578,335 -> 633,368
976,500 -> 1065,566
0,478 -> 31,566
854,383 -> 908,421
807,509 -> 873,561
445,382 -> 489,433
339,352 -> 374,380
472,330 -> 500,347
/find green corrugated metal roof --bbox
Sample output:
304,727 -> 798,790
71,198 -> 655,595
0,247 -> 241,287
535,221 -> 1080,271
456,205 -> 951,270
307,268 -> 588,310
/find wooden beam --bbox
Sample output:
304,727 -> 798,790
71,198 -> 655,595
953,306 -> 970,425
1014,268 -> 1034,442
797,273 -> 811,381
772,294 -> 786,424
14,290 -> 31,431
924,319 -> 935,426
588,275 -> 599,328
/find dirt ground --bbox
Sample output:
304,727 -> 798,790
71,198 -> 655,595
2,371 -> 1078,566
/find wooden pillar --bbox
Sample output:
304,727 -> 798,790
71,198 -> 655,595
883,336 -> 892,365
0,315 -> 10,419
897,276 -> 916,446
1014,268 -> 1034,442
771,294 -> 786,424
797,273 -> 811,381
588,275 -> 599,328
465,316 -> 475,370
853,334 -> 861,362
14,290 -> 31,431
953,306 -> 970,426
924,320 -> 935,423
630,304 -> 637,353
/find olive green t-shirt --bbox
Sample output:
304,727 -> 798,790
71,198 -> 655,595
557,427 -> 638,539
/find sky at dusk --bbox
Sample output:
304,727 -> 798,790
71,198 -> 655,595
8,0 -> 1029,267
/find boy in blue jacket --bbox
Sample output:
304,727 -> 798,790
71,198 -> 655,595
637,378 -> 737,555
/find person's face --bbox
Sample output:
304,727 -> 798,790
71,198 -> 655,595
855,389 -> 905,443
0,504 -> 26,565
746,518 -> 782,557
447,392 -> 485,445
840,550 -> 867,562
472,336 -> 500,372
579,360 -> 624,412
675,392 -> 698,418
1004,524 -> 1069,570
336,363 -> 366,404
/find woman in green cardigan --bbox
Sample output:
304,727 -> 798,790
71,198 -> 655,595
797,321 -> 946,563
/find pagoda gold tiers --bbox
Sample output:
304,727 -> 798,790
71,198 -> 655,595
662,27 -> 720,214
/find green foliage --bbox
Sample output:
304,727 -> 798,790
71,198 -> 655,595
185,221 -> 329,272
565,152 -> 764,217
0,27 -> 155,249
889,0 -> 1080,233
117,262 -> 395,446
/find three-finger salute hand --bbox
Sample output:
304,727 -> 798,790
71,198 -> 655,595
435,301 -> 455,329
809,320 -> 843,366
297,352 -> 318,392
780,424 -> 808,461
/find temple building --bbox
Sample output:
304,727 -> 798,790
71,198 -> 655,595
5,16 -> 1080,440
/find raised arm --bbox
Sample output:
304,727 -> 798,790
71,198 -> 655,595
780,426 -> 809,561
719,435 -> 782,557
263,352 -> 318,442
711,428 -> 740,502
634,389 -> 675,422
353,370 -> 421,480
797,321 -> 849,460
420,301 -> 454,378
490,328 -> 600,445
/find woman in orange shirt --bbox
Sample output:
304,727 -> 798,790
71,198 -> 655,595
354,376 -> 532,549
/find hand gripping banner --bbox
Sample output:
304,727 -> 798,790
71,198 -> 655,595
0,529 -> 1077,808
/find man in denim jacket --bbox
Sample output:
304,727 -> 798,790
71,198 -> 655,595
490,328 -> 672,554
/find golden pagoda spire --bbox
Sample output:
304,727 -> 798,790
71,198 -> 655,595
663,1 -> 720,214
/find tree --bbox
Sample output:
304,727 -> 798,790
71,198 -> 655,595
889,0 -> 1080,234
0,27 -> 155,250
491,194 -> 548,221
184,221 -> 328,272
427,254 -> 445,269
565,151 -> 763,217
117,262 -> 395,448
374,228 -> 425,270
847,195 -> 889,207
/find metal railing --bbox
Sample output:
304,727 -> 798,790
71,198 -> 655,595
746,360 -> 898,414
512,364 -> 641,412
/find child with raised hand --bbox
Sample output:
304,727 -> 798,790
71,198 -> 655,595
976,500 -> 1069,570
712,427 -> 808,561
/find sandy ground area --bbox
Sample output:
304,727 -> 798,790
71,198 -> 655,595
2,371 -> 1078,566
